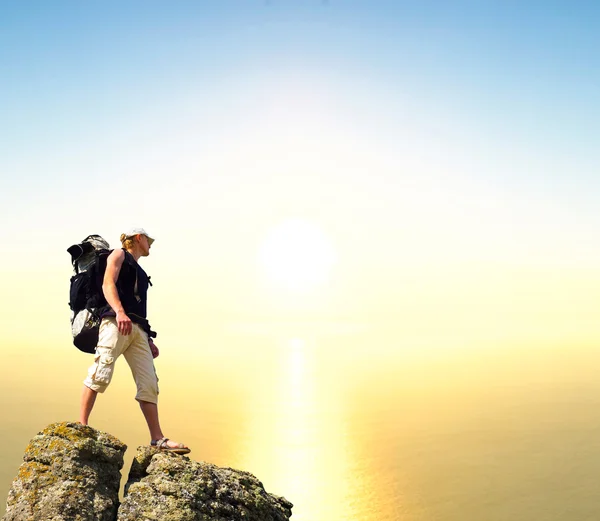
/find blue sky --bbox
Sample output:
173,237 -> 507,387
1,1 -> 599,266
2,1 -> 598,174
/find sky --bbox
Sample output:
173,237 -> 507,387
1,0 -> 600,347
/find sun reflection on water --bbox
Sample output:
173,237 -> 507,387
186,330 -> 396,521
271,336 -> 361,520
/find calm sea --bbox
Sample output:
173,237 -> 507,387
2,327 -> 600,520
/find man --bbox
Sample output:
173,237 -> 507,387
79,228 -> 190,454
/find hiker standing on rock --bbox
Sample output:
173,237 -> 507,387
79,228 -> 190,454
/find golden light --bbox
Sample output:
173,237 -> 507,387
257,218 -> 337,293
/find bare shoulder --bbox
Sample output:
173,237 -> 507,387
107,248 -> 125,266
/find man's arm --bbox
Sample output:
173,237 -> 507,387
102,249 -> 132,336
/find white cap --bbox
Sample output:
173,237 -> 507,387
124,227 -> 155,245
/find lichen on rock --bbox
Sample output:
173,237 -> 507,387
2,422 -> 126,521
119,446 -> 293,521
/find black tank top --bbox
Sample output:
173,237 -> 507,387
117,250 -> 150,320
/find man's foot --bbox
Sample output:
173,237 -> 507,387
151,437 -> 191,455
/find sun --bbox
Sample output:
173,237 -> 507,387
257,218 -> 337,293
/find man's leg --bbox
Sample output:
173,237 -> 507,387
125,327 -> 189,449
79,385 -> 98,425
138,400 -> 189,449
138,400 -> 162,440
80,318 -> 129,425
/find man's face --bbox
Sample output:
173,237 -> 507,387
138,234 -> 151,256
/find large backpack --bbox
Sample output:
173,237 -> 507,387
67,235 -> 112,353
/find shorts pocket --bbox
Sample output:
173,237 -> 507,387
93,352 -> 115,384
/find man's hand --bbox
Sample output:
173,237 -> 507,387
116,311 -> 132,336
149,339 -> 159,359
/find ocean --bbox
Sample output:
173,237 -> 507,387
2,327 -> 599,520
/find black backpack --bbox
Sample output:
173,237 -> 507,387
67,235 -> 112,353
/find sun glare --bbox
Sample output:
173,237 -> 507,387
257,218 -> 336,293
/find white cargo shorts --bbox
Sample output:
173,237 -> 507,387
83,317 -> 159,403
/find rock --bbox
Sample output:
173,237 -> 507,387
3,424 -> 293,521
3,422 -> 126,521
118,446 -> 293,521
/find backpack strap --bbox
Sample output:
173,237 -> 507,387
134,269 -> 140,303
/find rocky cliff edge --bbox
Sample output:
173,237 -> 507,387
3,422 -> 293,521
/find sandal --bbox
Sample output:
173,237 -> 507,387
151,437 -> 191,455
